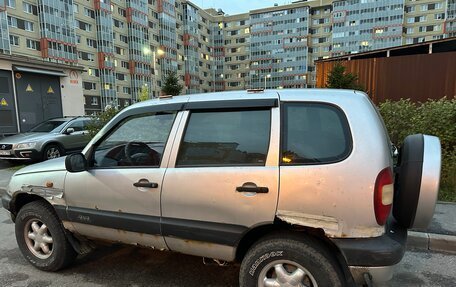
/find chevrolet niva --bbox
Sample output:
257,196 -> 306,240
2,89 -> 441,287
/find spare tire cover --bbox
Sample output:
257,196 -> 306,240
393,134 -> 441,229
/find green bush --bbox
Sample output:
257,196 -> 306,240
378,98 -> 456,202
86,106 -> 121,138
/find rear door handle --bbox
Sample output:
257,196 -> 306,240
133,179 -> 158,188
236,182 -> 269,193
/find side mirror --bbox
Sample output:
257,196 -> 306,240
65,128 -> 75,135
65,153 -> 88,173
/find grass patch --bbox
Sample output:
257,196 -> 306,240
439,185 -> 456,202
7,164 -> 26,171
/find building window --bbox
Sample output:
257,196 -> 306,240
73,3 -> 79,13
24,21 -> 34,31
9,35 -> 19,46
7,16 -> 17,28
78,51 -> 94,61
116,73 -> 125,81
86,38 -> 97,48
83,82 -> 97,91
23,2 -> 37,15
6,0 -> 16,8
26,39 -> 40,50
120,35 -> 128,43
91,97 -> 98,105
118,7 -> 126,17
84,7 -> 95,19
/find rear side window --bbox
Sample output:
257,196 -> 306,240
177,109 -> 271,167
281,103 -> 351,165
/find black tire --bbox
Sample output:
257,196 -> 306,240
15,201 -> 77,271
43,144 -> 64,161
240,233 -> 345,287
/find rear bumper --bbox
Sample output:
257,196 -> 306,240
330,217 -> 407,284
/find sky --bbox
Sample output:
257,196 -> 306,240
194,0 -> 297,15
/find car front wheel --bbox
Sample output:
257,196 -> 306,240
43,144 -> 63,160
239,233 -> 345,287
15,201 -> 77,271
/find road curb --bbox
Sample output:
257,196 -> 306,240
408,231 -> 456,254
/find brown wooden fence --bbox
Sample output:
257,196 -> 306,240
316,52 -> 456,103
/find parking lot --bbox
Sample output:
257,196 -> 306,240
1,161 -> 455,287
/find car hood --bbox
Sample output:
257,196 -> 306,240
14,157 -> 67,175
0,132 -> 52,144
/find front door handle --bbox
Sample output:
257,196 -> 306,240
236,182 -> 269,193
133,179 -> 158,188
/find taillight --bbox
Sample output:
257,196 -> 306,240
374,167 -> 394,225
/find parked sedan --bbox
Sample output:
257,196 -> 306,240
0,117 -> 92,162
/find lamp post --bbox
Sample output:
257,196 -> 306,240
264,74 -> 271,89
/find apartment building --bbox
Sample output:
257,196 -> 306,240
0,0 -> 455,121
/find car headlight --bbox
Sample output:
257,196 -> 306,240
14,142 -> 37,149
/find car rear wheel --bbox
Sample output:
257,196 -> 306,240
239,233 -> 345,287
15,201 -> 77,271
393,134 -> 441,229
43,144 -> 63,160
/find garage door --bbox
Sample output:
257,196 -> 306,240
15,72 -> 63,132
0,70 -> 17,135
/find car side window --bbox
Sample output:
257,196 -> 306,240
67,120 -> 85,132
281,103 -> 351,165
92,112 -> 176,168
176,109 -> 271,167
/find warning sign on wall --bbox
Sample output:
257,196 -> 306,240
47,86 -> 54,94
0,98 -> 7,106
26,84 -> 33,92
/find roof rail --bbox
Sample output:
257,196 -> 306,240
159,94 -> 173,99
246,89 -> 265,93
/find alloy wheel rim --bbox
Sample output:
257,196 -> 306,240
24,218 -> 54,259
46,147 -> 60,159
258,260 -> 318,287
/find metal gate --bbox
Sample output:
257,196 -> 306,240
15,72 -> 63,132
0,70 -> 17,135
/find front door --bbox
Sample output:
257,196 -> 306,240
64,111 -> 180,249
59,119 -> 90,151
161,105 -> 280,260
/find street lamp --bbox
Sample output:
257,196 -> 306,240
157,48 -> 165,57
264,74 -> 271,89
143,47 -> 151,55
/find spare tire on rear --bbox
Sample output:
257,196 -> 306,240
393,134 -> 441,230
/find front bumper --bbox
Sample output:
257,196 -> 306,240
330,217 -> 407,284
0,149 -> 41,161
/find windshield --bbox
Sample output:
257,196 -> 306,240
29,120 -> 68,133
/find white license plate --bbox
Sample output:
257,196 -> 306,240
0,150 -> 11,155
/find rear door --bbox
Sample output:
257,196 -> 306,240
160,99 -> 280,260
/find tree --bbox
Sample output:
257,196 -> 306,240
326,62 -> 364,91
86,106 -> 121,138
161,71 -> 183,96
139,85 -> 149,102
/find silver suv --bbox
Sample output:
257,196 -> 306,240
1,90 -> 441,286
0,117 -> 91,161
